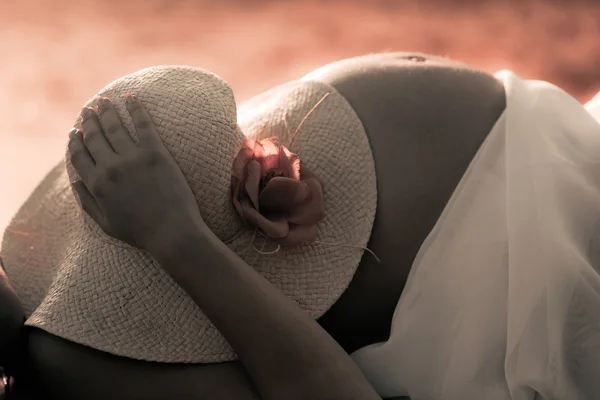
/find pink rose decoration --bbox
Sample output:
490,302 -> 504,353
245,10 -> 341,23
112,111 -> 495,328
231,138 -> 325,247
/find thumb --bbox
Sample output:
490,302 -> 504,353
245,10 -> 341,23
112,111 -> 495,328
71,180 -> 107,230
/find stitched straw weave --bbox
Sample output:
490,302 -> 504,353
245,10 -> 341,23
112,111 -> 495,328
1,66 -> 377,363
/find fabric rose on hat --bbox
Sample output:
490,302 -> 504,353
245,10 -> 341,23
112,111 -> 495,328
231,138 -> 325,247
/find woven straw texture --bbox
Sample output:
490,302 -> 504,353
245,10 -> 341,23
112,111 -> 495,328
0,66 -> 377,363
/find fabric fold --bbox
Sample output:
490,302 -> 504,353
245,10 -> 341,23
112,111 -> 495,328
351,72 -> 600,400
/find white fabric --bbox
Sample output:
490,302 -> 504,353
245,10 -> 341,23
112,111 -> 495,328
586,91 -> 600,123
351,71 -> 600,400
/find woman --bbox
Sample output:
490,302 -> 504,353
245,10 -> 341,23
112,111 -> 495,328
0,52 -> 505,400
4,51 -> 598,399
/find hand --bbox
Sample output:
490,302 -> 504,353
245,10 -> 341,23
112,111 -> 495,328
69,95 -> 204,251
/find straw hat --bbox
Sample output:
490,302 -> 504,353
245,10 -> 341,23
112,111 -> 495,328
0,66 -> 377,363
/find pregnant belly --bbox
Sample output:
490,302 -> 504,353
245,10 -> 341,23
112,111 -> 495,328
16,53 -> 507,400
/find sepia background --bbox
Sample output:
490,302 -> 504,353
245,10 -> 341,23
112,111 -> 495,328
0,0 -> 599,234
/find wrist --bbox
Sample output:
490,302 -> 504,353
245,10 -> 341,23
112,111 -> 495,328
145,216 -> 214,263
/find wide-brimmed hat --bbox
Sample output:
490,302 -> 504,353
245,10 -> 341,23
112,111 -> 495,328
1,66 -> 377,363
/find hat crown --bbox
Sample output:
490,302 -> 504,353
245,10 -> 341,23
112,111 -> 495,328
2,67 -> 377,363
67,66 -> 245,241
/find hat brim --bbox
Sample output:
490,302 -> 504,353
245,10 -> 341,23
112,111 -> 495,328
1,70 -> 377,363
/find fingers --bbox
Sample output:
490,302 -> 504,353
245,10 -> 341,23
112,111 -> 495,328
81,107 -> 115,160
68,128 -> 103,225
69,94 -> 160,188
71,180 -> 106,229
68,128 -> 95,182
125,94 -> 161,148
97,97 -> 136,154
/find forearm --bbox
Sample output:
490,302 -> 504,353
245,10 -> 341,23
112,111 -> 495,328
150,221 -> 379,400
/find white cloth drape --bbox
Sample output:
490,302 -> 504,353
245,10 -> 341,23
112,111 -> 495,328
351,71 -> 600,400
586,91 -> 600,123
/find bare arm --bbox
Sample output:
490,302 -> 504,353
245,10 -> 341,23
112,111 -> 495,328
69,96 -> 380,400
0,261 -> 25,381
152,216 -> 379,400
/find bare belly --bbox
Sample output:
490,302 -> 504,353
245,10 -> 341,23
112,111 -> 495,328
17,52 -> 506,400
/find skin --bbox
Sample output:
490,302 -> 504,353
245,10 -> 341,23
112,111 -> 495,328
0,52 -> 507,399
74,95 -> 380,400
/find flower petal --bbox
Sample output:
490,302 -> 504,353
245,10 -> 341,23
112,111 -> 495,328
240,198 -> 289,239
232,146 -> 254,180
244,139 -> 256,150
251,139 -> 265,158
276,224 -> 318,247
287,174 -> 325,225
281,145 -> 300,180
259,177 -> 310,212
261,155 -> 281,176
256,138 -> 282,175
259,138 -> 281,156
245,160 -> 262,210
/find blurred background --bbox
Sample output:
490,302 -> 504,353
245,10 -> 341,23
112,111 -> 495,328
0,0 -> 599,234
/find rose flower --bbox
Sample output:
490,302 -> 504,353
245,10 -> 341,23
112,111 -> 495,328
231,138 -> 325,247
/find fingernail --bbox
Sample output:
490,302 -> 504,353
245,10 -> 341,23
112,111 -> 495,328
81,107 -> 94,120
69,128 -> 78,139
125,93 -> 136,103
